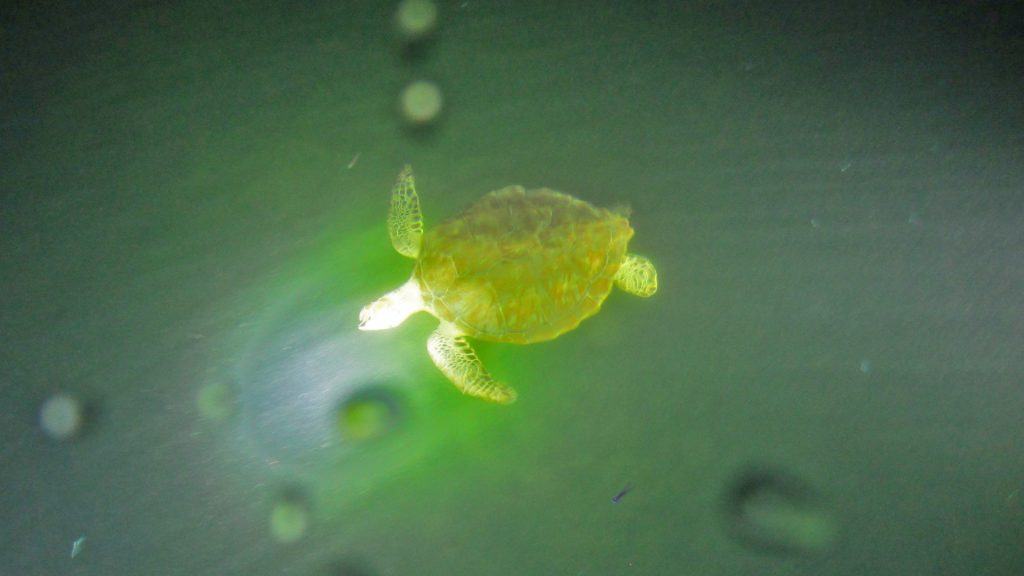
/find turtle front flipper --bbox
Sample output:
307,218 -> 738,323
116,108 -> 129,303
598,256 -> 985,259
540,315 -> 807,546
427,323 -> 517,404
388,165 -> 424,258
614,253 -> 658,297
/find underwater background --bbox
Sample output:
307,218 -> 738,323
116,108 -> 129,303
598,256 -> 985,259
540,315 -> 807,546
2,1 -> 1022,574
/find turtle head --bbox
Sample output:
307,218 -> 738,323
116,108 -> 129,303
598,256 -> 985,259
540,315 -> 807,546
358,298 -> 407,330
358,279 -> 425,331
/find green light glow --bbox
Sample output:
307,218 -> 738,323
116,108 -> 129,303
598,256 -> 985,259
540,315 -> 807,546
201,205 -> 541,522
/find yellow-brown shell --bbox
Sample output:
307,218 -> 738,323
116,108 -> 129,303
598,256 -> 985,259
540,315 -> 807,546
414,186 -> 633,344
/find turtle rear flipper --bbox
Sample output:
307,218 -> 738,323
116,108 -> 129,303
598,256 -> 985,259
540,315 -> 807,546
427,324 -> 517,404
388,165 -> 424,258
614,253 -> 658,297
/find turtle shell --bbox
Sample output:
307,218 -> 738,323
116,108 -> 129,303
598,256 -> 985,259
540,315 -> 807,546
414,185 -> 633,344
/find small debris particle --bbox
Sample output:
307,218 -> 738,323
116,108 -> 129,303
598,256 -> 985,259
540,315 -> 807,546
612,483 -> 633,504
71,536 -> 86,558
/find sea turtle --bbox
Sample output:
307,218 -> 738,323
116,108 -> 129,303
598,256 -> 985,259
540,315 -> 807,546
359,165 -> 658,404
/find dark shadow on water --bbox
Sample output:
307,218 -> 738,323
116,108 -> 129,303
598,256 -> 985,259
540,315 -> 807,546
722,465 -> 838,556
318,557 -> 378,576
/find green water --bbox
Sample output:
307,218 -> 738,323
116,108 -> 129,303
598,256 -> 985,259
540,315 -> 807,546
2,1 -> 1022,575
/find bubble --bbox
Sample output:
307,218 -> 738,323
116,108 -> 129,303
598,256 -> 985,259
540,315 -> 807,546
395,0 -> 438,42
197,381 -> 237,422
270,498 -> 309,543
39,393 -> 83,440
337,386 -> 403,442
400,81 -> 443,126
724,467 -> 837,555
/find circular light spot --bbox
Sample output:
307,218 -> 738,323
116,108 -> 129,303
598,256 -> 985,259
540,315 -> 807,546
270,499 -> 309,543
724,467 -> 837,555
197,381 -> 237,422
400,81 -> 443,126
40,394 -> 83,440
395,0 -> 438,42
337,386 -> 403,442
